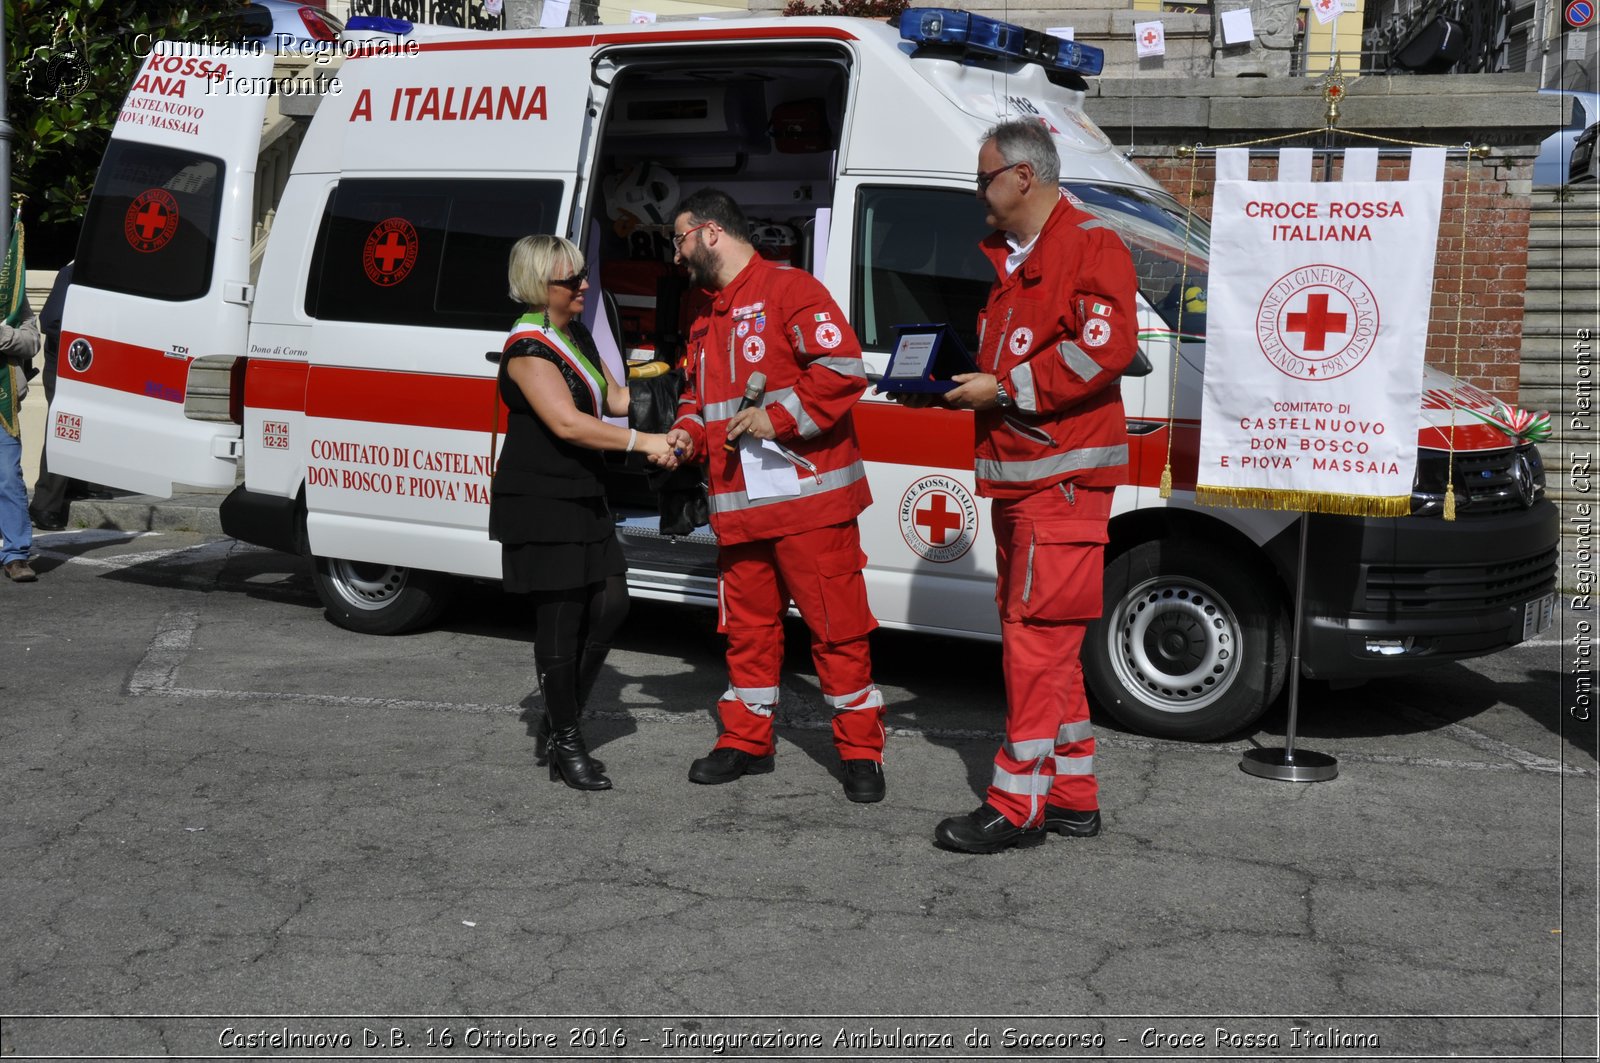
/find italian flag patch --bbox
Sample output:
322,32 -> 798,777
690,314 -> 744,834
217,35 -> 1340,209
814,312 -> 831,322
1089,300 -> 1112,317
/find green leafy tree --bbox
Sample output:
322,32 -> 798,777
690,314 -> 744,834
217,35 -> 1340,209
5,0 -> 242,264
781,0 -> 908,18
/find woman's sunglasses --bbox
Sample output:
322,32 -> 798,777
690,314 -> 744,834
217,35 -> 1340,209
550,267 -> 589,292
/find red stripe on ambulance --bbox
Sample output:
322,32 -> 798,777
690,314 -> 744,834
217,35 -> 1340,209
304,366 -> 494,432
57,333 -> 187,403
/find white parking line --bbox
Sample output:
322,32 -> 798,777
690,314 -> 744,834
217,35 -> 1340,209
129,608 -> 1594,778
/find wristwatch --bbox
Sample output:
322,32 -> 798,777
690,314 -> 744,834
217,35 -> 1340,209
994,380 -> 1014,409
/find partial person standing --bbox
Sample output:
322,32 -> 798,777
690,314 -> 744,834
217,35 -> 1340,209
0,283 -> 41,583
914,119 -> 1137,853
663,188 -> 887,802
492,234 -> 678,790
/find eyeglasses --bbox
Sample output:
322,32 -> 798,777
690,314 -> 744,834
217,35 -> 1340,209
549,266 -> 588,292
672,220 -> 716,250
976,161 -> 1023,193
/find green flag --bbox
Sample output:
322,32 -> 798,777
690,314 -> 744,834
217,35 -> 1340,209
0,208 -> 25,438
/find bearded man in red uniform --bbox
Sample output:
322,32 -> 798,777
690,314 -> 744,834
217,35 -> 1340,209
927,119 -> 1138,853
663,188 -> 887,803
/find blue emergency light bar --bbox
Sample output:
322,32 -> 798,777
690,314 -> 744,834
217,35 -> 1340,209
345,15 -> 414,34
898,7 -> 1105,77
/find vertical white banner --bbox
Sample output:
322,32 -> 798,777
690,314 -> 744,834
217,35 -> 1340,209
1195,149 -> 1446,516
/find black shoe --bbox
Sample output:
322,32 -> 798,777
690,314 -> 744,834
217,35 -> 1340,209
28,509 -> 66,531
841,759 -> 885,803
546,726 -> 612,791
688,747 -> 774,785
934,803 -> 1045,854
533,712 -> 604,774
1041,806 -> 1101,838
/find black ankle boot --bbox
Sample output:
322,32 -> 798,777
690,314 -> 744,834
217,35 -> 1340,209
536,641 -> 612,770
538,655 -> 612,790
547,725 -> 612,790
533,712 -> 607,774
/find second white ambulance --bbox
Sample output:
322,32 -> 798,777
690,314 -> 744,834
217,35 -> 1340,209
49,9 -> 1559,740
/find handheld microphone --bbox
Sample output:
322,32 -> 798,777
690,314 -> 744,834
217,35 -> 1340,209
724,371 -> 767,453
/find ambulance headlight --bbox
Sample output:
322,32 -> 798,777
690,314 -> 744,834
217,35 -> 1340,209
898,7 -> 1104,77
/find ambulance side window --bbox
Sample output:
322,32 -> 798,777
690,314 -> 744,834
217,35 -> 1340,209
75,142 -> 223,302
851,186 -> 991,353
304,178 -> 564,332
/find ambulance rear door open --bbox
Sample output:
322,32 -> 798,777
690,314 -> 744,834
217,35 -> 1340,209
50,44 -> 276,497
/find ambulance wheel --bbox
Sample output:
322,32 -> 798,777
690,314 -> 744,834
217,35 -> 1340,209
312,556 -> 453,635
1084,541 -> 1287,741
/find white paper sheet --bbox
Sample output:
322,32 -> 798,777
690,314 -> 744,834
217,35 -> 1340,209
740,438 -> 802,500
539,0 -> 570,28
1220,8 -> 1255,44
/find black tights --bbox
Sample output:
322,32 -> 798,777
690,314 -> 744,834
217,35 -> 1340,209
531,574 -> 629,665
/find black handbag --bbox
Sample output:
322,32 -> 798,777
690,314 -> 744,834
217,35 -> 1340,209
629,367 -> 711,537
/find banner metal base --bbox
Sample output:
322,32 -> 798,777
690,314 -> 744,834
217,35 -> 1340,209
1239,746 -> 1338,782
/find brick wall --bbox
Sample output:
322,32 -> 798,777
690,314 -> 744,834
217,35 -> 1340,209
1135,151 -> 1534,401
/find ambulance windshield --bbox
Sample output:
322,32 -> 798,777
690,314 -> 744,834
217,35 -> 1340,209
1063,183 -> 1210,340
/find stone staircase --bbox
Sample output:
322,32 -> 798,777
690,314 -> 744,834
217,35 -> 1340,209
1519,186 -> 1598,552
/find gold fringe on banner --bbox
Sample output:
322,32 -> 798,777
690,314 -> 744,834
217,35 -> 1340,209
1193,486 -> 1412,518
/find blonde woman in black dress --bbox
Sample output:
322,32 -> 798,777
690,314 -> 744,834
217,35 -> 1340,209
492,235 -> 677,790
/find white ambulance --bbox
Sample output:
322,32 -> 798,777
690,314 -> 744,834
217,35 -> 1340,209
50,9 -> 1559,740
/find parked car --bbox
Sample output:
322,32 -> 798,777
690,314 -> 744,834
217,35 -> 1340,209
1570,122 -> 1599,184
244,0 -> 345,49
1533,88 -> 1600,185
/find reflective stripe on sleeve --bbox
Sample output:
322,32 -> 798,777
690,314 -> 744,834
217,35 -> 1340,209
809,355 -> 865,378
1056,719 -> 1095,744
1004,737 -> 1056,760
975,445 -> 1128,483
1078,219 -> 1111,233
1009,364 -> 1038,414
769,386 -> 823,440
1057,339 -> 1104,383
708,459 -> 867,515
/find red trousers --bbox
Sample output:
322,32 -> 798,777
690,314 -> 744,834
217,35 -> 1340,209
714,522 -> 885,761
986,483 -> 1110,826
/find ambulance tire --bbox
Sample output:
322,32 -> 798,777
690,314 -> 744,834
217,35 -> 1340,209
1084,541 -> 1288,741
312,556 -> 453,635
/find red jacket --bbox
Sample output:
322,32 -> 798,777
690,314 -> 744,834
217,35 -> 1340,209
674,255 -> 872,545
974,195 -> 1136,499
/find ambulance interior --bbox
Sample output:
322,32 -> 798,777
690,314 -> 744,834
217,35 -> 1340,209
583,55 -> 852,529
584,56 -> 851,371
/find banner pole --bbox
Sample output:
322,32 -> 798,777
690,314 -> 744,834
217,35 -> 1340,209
1241,514 -> 1337,782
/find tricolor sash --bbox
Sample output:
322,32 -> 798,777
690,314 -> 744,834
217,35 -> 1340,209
504,314 -> 606,416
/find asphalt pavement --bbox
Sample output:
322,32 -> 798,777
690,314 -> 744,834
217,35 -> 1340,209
1,526 -> 1595,1061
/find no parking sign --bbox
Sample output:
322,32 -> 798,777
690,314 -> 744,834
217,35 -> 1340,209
1567,0 -> 1595,29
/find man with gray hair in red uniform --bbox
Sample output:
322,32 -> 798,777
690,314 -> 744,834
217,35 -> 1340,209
905,118 -> 1138,852
664,188 -> 887,803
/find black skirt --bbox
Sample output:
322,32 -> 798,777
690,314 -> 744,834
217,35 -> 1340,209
493,493 -> 626,593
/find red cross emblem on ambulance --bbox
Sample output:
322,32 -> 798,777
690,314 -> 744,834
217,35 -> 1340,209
124,189 -> 180,253
363,217 -> 420,287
